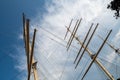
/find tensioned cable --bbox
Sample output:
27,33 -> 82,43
36,28 -> 70,80
58,49 -> 71,80
37,67 -> 49,80
36,36 -> 61,59
35,41 -> 61,80
75,58 -> 90,80
37,27 -> 88,80
35,31 -> 79,80
98,56 -> 120,79
39,27 -> 79,50
35,52 -> 57,80
98,57 -> 120,68
37,29 -> 76,80
39,27 -> 65,42
37,60 -> 56,80
34,25 -> 116,79
35,41 -> 60,67
39,53 -> 58,80
95,62 -> 107,80
37,30 -> 78,53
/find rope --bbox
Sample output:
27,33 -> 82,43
35,42 -> 60,80
58,50 -> 71,80
35,31 -> 78,80
38,54 -> 57,80
98,57 -> 120,68
39,27 -> 79,50
39,32 -> 78,54
95,62 -> 107,80
75,58 -> 90,80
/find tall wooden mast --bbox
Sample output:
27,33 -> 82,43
22,13 -> 39,80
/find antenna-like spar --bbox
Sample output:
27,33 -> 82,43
81,30 -> 112,80
74,23 -> 93,64
64,19 -> 114,80
75,23 -> 98,69
98,34 -> 120,55
66,19 -> 82,51
64,19 -> 73,40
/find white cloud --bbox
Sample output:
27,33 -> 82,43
13,47 -> 27,72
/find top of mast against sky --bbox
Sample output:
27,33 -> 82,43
22,13 -> 39,80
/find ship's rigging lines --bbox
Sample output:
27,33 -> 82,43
98,34 -> 120,56
22,14 -> 120,80
75,23 -> 98,69
38,25 -> 120,73
81,30 -> 112,80
36,26 -> 115,80
64,19 -> 114,80
37,26 -> 120,80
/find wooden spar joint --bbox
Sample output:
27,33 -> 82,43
115,49 -> 120,54
81,29 -> 112,80
74,23 -> 93,64
67,18 -> 82,51
32,61 -> 37,69
75,37 -> 79,41
64,19 -> 73,40
75,23 -> 99,69
91,54 -> 96,59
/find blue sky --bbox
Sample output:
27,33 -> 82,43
1,0 -> 120,80
0,0 -> 45,80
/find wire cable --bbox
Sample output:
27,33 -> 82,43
39,27 -> 79,50
75,58 -> 90,80
38,31 -> 78,54
58,50 -> 71,80
98,57 -> 120,68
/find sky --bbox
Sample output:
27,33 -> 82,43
0,0 -> 120,80
0,0 -> 45,80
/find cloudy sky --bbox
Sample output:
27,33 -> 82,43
1,0 -> 120,80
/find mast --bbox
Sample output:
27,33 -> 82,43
22,13 -> 39,80
81,30 -> 112,80
64,19 -> 115,80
